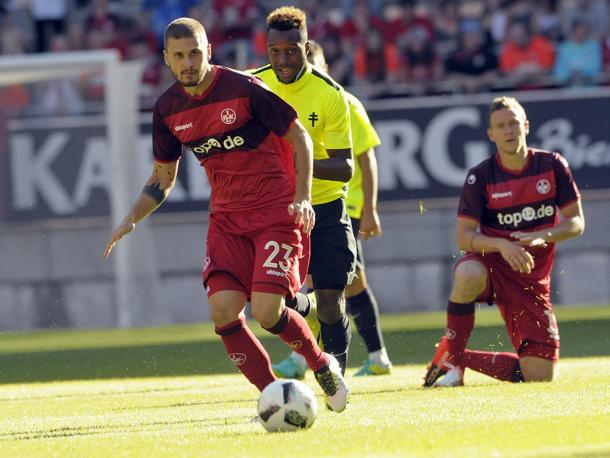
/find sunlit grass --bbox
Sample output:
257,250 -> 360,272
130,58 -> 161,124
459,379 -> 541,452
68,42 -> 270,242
0,305 -> 608,457
0,360 -> 609,457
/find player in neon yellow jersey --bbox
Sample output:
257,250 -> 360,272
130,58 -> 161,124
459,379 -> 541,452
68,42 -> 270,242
310,40 -> 392,376
271,39 -> 393,378
252,6 -> 356,375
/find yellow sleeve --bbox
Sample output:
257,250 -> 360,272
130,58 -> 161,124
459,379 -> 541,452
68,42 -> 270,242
347,92 -> 381,157
345,92 -> 381,219
323,89 -> 352,150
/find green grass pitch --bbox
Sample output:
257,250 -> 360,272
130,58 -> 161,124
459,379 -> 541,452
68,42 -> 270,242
0,305 -> 609,457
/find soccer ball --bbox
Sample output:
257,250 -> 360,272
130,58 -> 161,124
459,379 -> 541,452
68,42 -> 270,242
257,379 -> 318,432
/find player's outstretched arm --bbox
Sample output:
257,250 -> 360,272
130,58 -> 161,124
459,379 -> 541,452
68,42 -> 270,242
512,200 -> 585,246
358,148 -> 382,240
457,217 -> 535,274
103,160 -> 179,258
283,119 -> 315,234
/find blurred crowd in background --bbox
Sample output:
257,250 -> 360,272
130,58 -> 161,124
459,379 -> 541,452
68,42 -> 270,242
1,0 -> 610,117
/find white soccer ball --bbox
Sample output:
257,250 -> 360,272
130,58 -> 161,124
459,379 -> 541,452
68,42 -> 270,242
257,379 -> 318,432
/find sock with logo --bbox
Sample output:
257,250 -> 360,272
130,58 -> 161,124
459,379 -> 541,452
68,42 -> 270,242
320,314 -> 352,373
215,316 -> 275,392
462,350 -> 524,382
446,301 -> 476,364
264,307 -> 328,372
347,287 -> 385,354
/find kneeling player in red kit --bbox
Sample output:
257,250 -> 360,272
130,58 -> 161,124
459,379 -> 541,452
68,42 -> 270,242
424,96 -> 585,387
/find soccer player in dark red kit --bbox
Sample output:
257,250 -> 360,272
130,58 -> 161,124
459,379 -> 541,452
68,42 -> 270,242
103,17 -> 348,412
424,96 -> 585,387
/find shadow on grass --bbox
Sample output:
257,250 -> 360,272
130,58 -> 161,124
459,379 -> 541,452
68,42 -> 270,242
0,318 -> 608,385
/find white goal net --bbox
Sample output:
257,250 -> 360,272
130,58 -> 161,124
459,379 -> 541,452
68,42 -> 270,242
0,50 -> 164,329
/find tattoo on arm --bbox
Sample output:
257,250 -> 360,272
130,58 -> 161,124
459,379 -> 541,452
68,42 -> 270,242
142,182 -> 166,204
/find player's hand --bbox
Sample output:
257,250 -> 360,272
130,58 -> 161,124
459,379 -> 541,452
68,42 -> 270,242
499,240 -> 535,274
511,231 -> 548,248
103,222 -> 135,258
288,199 -> 315,235
358,207 -> 382,240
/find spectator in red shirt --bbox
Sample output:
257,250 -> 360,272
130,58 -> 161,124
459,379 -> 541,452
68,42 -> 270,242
212,0 -> 257,41
354,28 -> 401,85
382,0 -> 434,43
499,19 -> 555,89
337,0 -> 385,44
85,0 -> 128,59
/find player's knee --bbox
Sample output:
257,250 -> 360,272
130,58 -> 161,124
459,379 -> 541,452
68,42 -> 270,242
250,302 -> 281,329
452,262 -> 487,299
454,261 -> 487,285
208,290 -> 246,327
209,303 -> 238,327
316,290 -> 345,323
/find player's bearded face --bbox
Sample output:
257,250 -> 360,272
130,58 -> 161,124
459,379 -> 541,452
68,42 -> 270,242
267,28 -> 308,84
488,108 -> 529,155
164,35 -> 210,87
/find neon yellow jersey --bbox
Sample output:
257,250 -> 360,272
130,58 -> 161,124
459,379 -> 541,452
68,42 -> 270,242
345,91 -> 381,219
251,64 -> 352,205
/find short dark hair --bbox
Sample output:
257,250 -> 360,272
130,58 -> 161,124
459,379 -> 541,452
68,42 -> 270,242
488,96 -> 526,126
164,17 -> 206,48
266,6 -> 307,35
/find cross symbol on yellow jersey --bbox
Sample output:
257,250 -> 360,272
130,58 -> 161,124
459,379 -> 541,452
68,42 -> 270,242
308,112 -> 319,127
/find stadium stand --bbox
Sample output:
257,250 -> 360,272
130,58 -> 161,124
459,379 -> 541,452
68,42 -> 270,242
1,0 -> 609,111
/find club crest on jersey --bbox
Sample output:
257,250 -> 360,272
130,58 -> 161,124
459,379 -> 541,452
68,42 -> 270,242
221,108 -> 237,125
536,179 -> 551,195
467,174 -> 476,185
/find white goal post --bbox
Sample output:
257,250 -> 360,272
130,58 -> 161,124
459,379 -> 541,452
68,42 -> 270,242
0,50 -> 163,328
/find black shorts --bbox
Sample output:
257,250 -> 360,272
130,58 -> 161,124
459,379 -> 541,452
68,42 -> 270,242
350,217 -> 365,271
309,198 -> 357,290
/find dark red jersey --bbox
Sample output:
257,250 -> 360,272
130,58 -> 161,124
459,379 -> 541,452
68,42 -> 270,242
458,149 -> 580,279
152,65 -> 298,213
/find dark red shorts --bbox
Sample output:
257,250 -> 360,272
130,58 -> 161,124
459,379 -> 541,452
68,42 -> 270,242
202,207 -> 309,300
457,253 -> 560,362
